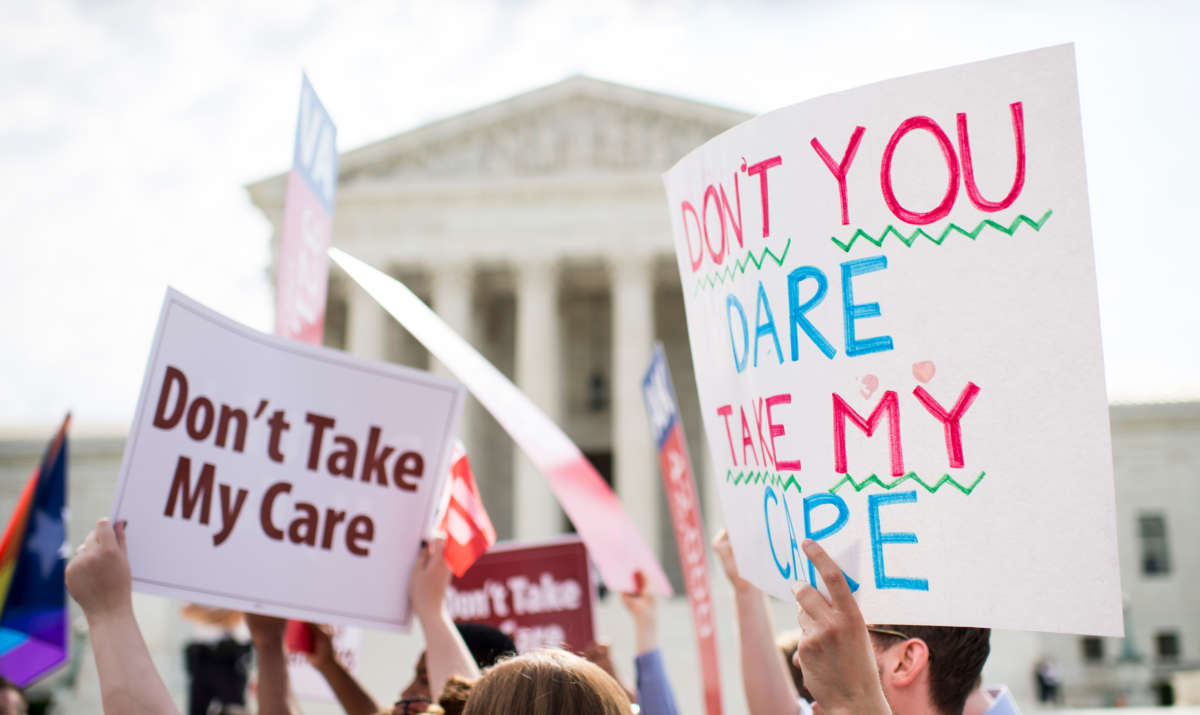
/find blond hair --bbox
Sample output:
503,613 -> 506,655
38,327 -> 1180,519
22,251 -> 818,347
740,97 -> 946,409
461,648 -> 631,715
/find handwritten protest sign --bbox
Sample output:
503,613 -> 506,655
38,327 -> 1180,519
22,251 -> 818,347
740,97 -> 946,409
447,538 -> 595,653
663,45 -> 1121,635
113,289 -> 464,629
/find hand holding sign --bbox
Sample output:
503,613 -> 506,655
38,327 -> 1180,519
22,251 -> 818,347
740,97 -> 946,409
66,519 -> 131,621
790,539 -> 889,715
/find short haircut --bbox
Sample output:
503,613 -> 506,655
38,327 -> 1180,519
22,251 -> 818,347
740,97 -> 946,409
871,625 -> 990,715
455,623 -> 517,669
462,648 -> 631,715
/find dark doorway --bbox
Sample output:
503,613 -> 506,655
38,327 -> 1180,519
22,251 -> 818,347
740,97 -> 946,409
562,451 -> 613,534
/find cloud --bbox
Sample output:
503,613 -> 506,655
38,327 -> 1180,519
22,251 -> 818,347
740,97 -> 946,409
2,0 -> 1197,429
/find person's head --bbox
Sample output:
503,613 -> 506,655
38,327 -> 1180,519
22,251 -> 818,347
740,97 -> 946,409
775,630 -> 815,702
400,623 -> 517,700
866,625 -> 990,715
461,648 -> 631,715
0,677 -> 26,715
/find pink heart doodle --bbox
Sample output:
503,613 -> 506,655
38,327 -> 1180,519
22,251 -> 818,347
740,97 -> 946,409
859,374 -> 879,399
912,361 -> 936,383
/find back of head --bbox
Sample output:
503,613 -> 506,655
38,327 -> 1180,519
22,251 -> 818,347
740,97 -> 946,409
461,648 -> 631,715
872,625 -> 990,715
456,623 -> 517,669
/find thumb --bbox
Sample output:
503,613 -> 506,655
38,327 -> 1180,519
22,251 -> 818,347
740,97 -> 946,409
115,520 -> 128,553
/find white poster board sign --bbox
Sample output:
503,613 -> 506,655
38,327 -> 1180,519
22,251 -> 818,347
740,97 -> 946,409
114,289 -> 464,630
663,45 -> 1121,635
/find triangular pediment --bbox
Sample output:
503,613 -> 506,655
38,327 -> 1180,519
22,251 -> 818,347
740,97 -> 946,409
248,76 -> 751,200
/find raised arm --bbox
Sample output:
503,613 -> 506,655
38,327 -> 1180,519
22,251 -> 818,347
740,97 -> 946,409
620,574 -> 680,715
410,537 -> 480,699
244,614 -> 302,715
66,519 -> 180,715
791,539 -> 889,715
712,528 -> 800,715
307,624 -> 381,715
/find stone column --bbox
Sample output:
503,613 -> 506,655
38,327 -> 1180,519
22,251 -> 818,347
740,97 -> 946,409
430,262 -> 477,451
513,260 -> 564,540
346,283 -> 386,360
610,257 -> 661,564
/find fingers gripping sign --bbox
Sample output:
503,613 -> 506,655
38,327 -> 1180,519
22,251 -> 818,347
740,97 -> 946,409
790,539 -> 889,715
66,518 -> 134,620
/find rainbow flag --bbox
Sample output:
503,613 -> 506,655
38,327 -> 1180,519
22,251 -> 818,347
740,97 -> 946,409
0,415 -> 69,686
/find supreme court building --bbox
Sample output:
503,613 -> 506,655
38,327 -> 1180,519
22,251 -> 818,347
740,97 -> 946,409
247,76 -> 751,589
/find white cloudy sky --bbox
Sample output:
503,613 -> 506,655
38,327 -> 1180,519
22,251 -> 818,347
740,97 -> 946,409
3,0 -> 1197,433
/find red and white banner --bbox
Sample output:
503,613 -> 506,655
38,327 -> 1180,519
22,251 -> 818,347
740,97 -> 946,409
328,248 -> 672,596
642,343 -> 723,715
447,538 -> 595,653
276,73 -> 338,344
439,442 -> 497,577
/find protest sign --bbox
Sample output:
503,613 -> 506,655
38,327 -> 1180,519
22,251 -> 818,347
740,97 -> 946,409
641,345 -> 723,715
329,248 -> 672,597
276,73 -> 338,344
447,537 -> 595,653
113,289 -> 464,630
663,45 -> 1121,635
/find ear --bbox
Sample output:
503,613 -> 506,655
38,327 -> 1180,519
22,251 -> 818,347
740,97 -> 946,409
889,638 -> 931,688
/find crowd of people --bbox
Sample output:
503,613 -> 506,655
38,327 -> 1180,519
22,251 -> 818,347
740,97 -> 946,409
55,517 -> 1021,715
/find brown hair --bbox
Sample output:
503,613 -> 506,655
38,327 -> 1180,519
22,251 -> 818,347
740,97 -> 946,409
775,630 -> 813,701
461,648 -> 631,715
871,625 -> 990,715
438,676 -> 474,715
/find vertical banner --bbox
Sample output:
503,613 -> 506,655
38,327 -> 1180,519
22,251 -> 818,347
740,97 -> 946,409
641,345 -> 723,715
662,45 -> 1121,634
276,73 -> 338,344
270,73 -> 358,691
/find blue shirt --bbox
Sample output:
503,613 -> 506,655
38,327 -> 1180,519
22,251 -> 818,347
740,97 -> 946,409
986,687 -> 1022,715
634,649 -> 680,715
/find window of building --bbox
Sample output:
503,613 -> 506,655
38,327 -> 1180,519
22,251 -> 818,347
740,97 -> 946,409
1156,631 -> 1181,662
1139,514 -> 1171,575
1080,636 -> 1104,663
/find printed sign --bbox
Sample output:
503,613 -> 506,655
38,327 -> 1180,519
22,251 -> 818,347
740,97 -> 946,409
276,73 -> 338,344
663,45 -> 1121,635
113,289 -> 464,630
641,344 -> 723,715
329,248 -> 672,597
447,538 -> 595,653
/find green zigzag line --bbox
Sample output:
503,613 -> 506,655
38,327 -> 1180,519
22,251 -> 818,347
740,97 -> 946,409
726,469 -> 802,495
692,238 -> 792,296
828,471 -> 987,495
831,210 -> 1053,253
